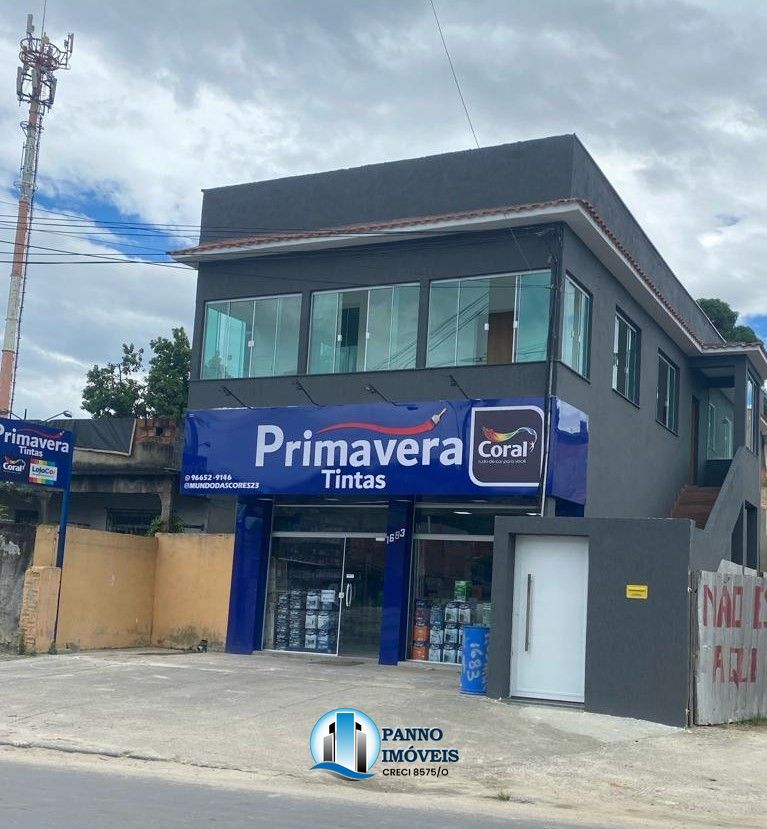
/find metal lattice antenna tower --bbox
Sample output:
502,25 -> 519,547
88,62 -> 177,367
0,14 -> 73,416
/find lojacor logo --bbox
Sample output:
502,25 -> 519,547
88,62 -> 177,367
469,405 -> 544,487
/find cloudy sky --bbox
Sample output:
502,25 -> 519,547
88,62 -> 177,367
0,0 -> 766,418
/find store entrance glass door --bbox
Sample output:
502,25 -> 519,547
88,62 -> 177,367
338,537 -> 386,658
265,537 -> 345,655
264,534 -> 385,658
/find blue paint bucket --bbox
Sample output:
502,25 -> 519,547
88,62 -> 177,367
460,625 -> 490,695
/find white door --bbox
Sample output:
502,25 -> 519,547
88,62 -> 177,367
510,535 -> 589,703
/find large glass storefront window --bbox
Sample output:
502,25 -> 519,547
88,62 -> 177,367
264,536 -> 386,657
409,537 -> 493,664
264,506 -> 387,658
426,270 -> 551,368
308,284 -> 419,374
201,295 -> 300,379
407,506 -> 530,664
265,537 -> 345,655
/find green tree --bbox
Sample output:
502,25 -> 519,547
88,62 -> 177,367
697,298 -> 760,344
81,343 -> 145,417
731,324 -> 761,344
144,327 -> 191,419
81,328 -> 191,419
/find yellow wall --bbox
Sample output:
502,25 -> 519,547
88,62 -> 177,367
152,533 -> 234,650
20,527 -> 235,652
32,524 -> 58,567
56,527 -> 156,650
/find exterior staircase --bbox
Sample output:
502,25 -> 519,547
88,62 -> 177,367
671,486 -> 720,529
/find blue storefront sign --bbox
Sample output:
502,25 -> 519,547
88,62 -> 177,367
0,417 -> 74,490
182,397 -> 588,500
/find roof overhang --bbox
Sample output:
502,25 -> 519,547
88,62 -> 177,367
696,345 -> 767,380
171,204 -> 575,263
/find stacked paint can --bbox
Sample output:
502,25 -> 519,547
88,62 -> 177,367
411,599 -> 430,660
274,592 -> 290,650
288,589 -> 305,650
273,587 -> 337,653
410,581 -> 491,664
316,588 -> 338,653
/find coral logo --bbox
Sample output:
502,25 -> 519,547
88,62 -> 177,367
2,457 -> 25,473
309,708 -> 381,780
481,426 -> 538,447
469,405 -> 544,487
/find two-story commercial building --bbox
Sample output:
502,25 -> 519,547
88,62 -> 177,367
172,135 -> 765,725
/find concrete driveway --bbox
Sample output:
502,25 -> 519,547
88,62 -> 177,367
0,649 -> 764,828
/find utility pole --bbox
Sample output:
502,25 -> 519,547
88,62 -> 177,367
0,14 -> 73,416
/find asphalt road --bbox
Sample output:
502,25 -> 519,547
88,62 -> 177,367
0,756 -> 595,829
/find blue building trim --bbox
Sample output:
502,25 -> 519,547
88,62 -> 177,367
225,497 -> 273,654
378,499 -> 414,665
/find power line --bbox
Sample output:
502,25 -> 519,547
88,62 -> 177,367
0,199 -> 543,240
428,0 -> 480,150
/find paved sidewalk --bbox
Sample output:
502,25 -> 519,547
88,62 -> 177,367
0,650 -> 764,828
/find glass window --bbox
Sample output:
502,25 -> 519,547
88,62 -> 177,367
409,538 -> 493,663
707,388 -> 734,460
426,270 -> 550,368
201,295 -> 300,379
413,505 -> 535,535
202,301 -> 229,379
308,284 -> 419,374
516,270 -> 551,362
746,375 -> 758,452
272,505 -> 387,534
562,276 -> 591,377
613,312 -> 640,404
656,352 -> 679,432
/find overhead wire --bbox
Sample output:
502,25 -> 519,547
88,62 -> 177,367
428,0 -> 480,150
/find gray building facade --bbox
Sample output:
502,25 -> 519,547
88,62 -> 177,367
173,135 -> 766,724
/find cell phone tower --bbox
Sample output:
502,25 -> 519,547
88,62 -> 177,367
0,14 -> 73,416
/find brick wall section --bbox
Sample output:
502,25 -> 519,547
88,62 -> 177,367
19,566 -> 60,654
134,417 -> 177,447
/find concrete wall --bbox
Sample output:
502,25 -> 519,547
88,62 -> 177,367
198,135 -> 719,343
152,533 -> 233,650
556,227 -> 711,520
488,516 -> 694,726
19,526 -> 235,653
0,522 -> 36,648
56,528 -> 156,650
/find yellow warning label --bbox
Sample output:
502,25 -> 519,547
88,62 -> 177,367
626,584 -> 649,600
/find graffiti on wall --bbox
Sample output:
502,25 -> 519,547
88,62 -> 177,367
694,570 -> 767,725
